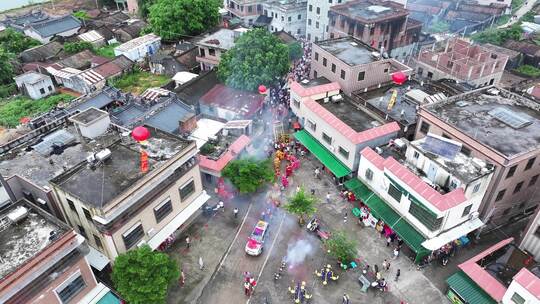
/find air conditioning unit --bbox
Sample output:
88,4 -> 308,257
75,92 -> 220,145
137,240 -> 147,248
375,147 -> 383,154
95,149 -> 112,161
469,211 -> 479,221
323,97 -> 330,103
37,198 -> 47,205
331,94 -> 343,103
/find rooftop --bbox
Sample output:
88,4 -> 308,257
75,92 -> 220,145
13,71 -> 50,85
0,200 -> 68,279
20,41 -> 63,63
316,94 -> 383,133
29,15 -> 81,38
425,87 -> 540,157
196,28 -> 242,51
68,86 -> 125,113
329,0 -> 408,23
50,126 -> 191,208
115,33 -> 161,53
175,69 -> 219,107
316,37 -> 377,66
69,107 -> 109,125
200,84 -> 264,118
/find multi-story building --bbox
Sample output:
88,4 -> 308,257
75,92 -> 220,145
311,36 -> 413,95
327,0 -> 422,59
416,87 -> 540,226
520,207 -> 540,260
262,0 -> 307,36
195,28 -> 245,71
290,77 -> 400,177
225,0 -> 264,25
350,134 -> 493,262
446,238 -> 540,304
48,108 -> 209,262
416,38 -> 509,88
0,200 -> 121,304
305,0 -> 350,42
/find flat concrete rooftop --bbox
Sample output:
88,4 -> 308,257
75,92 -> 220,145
331,0 -> 407,22
316,37 -> 376,66
317,95 -> 382,133
0,201 -> 67,279
298,77 -> 331,89
425,88 -> 540,157
51,127 -> 191,208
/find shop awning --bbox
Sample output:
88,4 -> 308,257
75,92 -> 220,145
422,217 -> 484,250
294,130 -> 351,178
447,271 -> 497,304
347,178 -> 429,256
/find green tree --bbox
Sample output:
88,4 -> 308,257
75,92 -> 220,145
324,231 -> 357,265
515,64 -> 540,77
471,24 -> 522,45
112,245 -> 179,304
222,158 -> 274,193
147,0 -> 222,41
138,0 -> 157,17
288,41 -> 303,61
73,11 -> 90,21
218,28 -> 290,91
0,51 -> 14,85
0,29 -> 40,54
283,187 -> 318,224
63,41 -> 95,54
428,20 -> 449,33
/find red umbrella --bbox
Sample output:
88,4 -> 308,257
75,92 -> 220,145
392,71 -> 407,85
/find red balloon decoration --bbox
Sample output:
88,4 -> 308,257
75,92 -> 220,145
392,71 -> 407,85
131,126 -> 150,142
258,85 -> 267,94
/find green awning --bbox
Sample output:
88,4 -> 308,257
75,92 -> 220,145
294,130 -> 351,178
348,178 -> 430,257
447,271 -> 497,304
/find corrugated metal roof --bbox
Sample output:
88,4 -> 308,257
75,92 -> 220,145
447,271 -> 497,304
115,33 -> 160,52
30,15 -> 81,38
78,30 -> 104,43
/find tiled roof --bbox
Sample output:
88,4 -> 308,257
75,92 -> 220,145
290,81 -> 341,97
20,42 -> 63,63
29,15 -> 81,38
458,238 -> 514,302
360,147 -> 468,212
303,99 -> 400,144
199,152 -> 234,172
513,268 -> 540,300
115,33 -> 160,52
229,135 -> 251,154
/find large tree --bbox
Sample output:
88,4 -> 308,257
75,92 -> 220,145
325,231 -> 357,265
112,245 -> 179,304
0,29 -> 40,54
218,28 -> 290,91
222,158 -> 274,193
147,0 -> 222,41
283,187 -> 318,224
0,51 -> 14,85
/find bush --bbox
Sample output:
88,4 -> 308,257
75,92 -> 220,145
471,24 -> 522,45
515,65 -> 540,77
0,94 -> 74,127
200,143 -> 216,155
94,43 -> 119,58
110,70 -> 170,95
64,41 -> 95,54
0,83 -> 16,98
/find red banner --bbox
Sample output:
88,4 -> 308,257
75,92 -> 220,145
140,150 -> 149,173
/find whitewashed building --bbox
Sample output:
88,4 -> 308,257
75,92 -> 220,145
262,0 -> 307,37
114,33 -> 161,62
14,72 -> 55,100
520,207 -> 540,261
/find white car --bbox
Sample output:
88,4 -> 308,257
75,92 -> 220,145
245,220 -> 269,256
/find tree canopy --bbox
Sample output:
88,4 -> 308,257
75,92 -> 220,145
324,231 -> 357,265
63,41 -> 94,54
147,0 -> 222,41
0,51 -> 14,85
288,41 -> 303,61
283,187 -> 318,223
222,158 -> 274,193
0,29 -> 40,54
218,28 -> 290,91
471,23 -> 522,45
112,245 -> 179,304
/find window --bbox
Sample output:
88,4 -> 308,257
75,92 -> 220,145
94,234 -> 102,249
288,16 -> 291,22
248,5 -> 252,12
535,226 -> 540,238
340,69 -> 345,79
307,33 -> 311,41
461,146 -> 471,157
358,71 -> 365,81
462,205 -> 472,217
314,52 -> 319,61
383,68 -> 388,73
308,19 -> 312,26
338,146 -> 349,159
179,180 -> 195,200
308,119 -> 316,131
322,57 -> 327,66
209,49 -> 216,56
67,199 -> 77,213
322,132 -> 332,144
510,292 -> 525,304
442,133 -> 451,139
419,121 -> 430,134
513,181 -> 524,194
200,48 -> 205,57
293,98 -> 300,108
409,200 -> 443,231
313,70 -> 318,78
365,168 -> 373,181
48,86 -> 53,92
495,189 -> 506,202
525,157 -> 536,170
281,16 -> 284,22
316,21 -> 319,29
413,151 -> 420,159
77,225 -> 87,238
298,14 -> 301,20
472,183 -> 480,193
370,27 -> 375,35
40,88 -> 45,94
506,165 -> 517,179
329,0 -> 332,3
331,63 -> 336,73
427,71 -> 433,79
122,223 -> 144,249
82,208 -> 92,222
57,274 -> 86,303
309,4 -> 312,11
154,198 -> 173,223
388,184 -> 402,202
297,28 -> 301,34
316,7 -> 320,15
529,175 -> 539,187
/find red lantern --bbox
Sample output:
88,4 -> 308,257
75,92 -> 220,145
258,85 -> 267,94
131,126 -> 150,142
392,71 -> 407,85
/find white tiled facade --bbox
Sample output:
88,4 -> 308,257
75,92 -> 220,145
305,0 -> 350,42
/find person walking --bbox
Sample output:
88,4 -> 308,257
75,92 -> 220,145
343,212 -> 348,223
386,236 -> 392,247
374,264 -> 379,273
199,256 -> 204,270
326,192 -> 331,204
393,246 -> 400,260
179,269 -> 185,286
395,269 -> 401,282
233,207 -> 239,218
382,259 -> 390,271
185,236 -> 191,249
314,167 -> 320,179
342,293 -> 350,304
